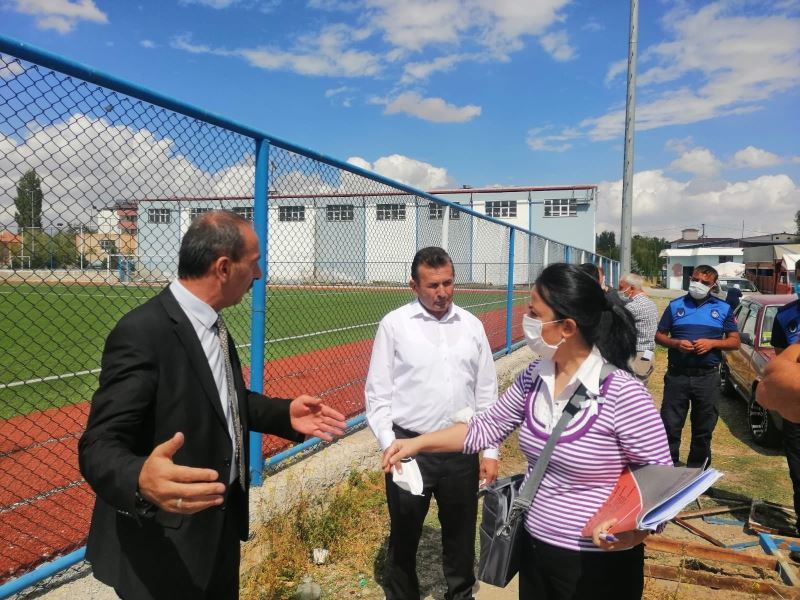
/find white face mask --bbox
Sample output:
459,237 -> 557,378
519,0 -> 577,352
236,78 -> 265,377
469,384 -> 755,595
688,280 -> 711,300
522,314 -> 564,359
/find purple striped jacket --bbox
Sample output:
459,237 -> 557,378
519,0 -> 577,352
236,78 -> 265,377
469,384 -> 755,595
465,360 -> 672,551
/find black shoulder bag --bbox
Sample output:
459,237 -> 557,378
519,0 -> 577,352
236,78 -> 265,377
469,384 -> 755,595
476,363 -> 617,587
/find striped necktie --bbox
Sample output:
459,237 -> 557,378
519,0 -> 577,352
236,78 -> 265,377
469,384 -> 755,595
216,315 -> 247,491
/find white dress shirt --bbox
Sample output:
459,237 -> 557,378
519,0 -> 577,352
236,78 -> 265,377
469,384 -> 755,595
170,280 -> 237,483
533,346 -> 606,433
365,299 -> 499,458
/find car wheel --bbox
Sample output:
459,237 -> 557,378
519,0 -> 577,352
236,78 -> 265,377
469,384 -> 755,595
748,390 -> 782,448
719,363 -> 735,396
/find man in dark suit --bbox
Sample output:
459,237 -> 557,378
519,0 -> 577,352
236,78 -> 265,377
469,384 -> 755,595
78,210 -> 346,600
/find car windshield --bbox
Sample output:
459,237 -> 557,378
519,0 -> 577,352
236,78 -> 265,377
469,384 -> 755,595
719,279 -> 757,292
760,306 -> 779,347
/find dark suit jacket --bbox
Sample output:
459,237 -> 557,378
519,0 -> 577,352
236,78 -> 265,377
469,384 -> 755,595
78,287 -> 303,599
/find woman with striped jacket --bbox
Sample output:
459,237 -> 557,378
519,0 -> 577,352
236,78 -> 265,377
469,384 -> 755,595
383,262 -> 672,600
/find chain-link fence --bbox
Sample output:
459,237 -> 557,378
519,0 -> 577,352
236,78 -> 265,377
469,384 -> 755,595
0,37 -> 618,591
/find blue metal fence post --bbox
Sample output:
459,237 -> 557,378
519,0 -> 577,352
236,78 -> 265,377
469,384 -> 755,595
565,246 -> 572,264
505,228 -> 515,354
249,137 -> 270,486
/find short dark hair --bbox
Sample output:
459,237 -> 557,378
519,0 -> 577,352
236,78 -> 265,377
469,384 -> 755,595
178,210 -> 250,279
693,264 -> 719,282
411,246 -> 454,282
578,262 -> 601,283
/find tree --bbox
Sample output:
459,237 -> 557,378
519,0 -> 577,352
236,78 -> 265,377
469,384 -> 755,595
795,209 -> 800,236
14,169 -> 43,230
596,230 -> 619,261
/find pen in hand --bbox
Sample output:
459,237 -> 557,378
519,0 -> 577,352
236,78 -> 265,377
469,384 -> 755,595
602,533 -> 619,543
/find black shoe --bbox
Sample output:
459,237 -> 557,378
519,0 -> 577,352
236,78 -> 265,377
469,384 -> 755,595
789,550 -> 800,563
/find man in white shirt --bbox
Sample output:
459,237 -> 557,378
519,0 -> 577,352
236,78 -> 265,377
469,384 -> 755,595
366,247 -> 498,600
619,273 -> 659,382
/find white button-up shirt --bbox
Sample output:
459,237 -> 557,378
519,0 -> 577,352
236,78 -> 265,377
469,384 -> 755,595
170,280 -> 237,483
534,346 -> 606,433
365,299 -> 499,458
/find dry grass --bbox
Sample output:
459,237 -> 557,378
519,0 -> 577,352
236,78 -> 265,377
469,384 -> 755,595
240,470 -> 390,599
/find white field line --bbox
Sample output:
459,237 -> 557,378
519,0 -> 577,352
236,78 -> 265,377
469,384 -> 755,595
1,298 -> 513,390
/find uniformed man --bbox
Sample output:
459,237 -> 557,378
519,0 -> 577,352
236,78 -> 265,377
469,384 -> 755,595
770,283 -> 800,540
655,265 -> 741,468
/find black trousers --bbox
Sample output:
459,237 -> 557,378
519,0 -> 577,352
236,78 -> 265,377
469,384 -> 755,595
383,426 -> 479,600
518,534 -> 644,600
784,421 -> 800,532
660,370 -> 720,468
116,482 -> 245,600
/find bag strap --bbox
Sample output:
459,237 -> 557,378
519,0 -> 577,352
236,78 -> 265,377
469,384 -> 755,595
505,362 -> 617,526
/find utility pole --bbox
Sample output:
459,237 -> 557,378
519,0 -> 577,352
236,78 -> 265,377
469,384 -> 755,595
619,0 -> 638,276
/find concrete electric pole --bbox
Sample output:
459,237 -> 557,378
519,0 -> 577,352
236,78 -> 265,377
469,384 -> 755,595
619,0 -> 638,276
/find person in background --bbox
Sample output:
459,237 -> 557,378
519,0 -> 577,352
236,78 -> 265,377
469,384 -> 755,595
365,246 -> 499,600
79,211 -> 346,600
580,262 -> 620,301
765,285 -> 800,550
619,273 -> 659,383
382,263 -> 672,600
724,283 -> 743,310
655,265 -> 740,468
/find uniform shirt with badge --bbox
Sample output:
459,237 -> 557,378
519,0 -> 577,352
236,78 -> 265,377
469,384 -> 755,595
772,299 -> 800,349
657,294 -> 738,368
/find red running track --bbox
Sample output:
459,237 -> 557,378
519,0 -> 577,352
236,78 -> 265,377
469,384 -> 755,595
0,304 -> 524,582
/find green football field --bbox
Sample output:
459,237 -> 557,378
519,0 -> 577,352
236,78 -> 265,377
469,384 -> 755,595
0,282 -> 525,419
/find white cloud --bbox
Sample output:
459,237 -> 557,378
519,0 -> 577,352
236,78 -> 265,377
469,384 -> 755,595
0,61 -> 26,80
324,86 -> 356,107
179,0 -> 282,9
324,86 -> 350,97
526,125 -> 579,152
346,154 -> 454,189
374,92 -> 481,123
581,3 -> 800,140
12,0 -> 108,33
604,59 -> 627,86
538,30 -> 576,62
582,20 -> 604,32
401,54 -> 469,83
171,27 -> 382,77
596,169 -> 800,240
362,0 -> 573,60
180,0 -> 238,7
669,147 -> 722,177
0,114 -> 263,229
140,39 -> 157,49
732,146 -> 783,168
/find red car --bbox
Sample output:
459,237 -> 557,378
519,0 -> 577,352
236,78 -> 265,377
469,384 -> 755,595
720,293 -> 797,447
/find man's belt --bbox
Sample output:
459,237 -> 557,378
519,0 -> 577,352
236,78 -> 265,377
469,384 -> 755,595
667,365 -> 719,376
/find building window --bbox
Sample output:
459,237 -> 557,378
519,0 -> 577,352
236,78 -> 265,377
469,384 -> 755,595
326,204 -> 354,222
544,198 -> 577,217
279,206 -> 305,222
377,203 -> 406,221
485,201 -> 517,218
147,208 -> 171,224
232,206 -> 254,221
427,202 -> 461,220
189,207 -> 212,221
99,239 -> 116,253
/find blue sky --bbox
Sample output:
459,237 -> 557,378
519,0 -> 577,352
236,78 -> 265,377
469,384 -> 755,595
1,0 -> 798,241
